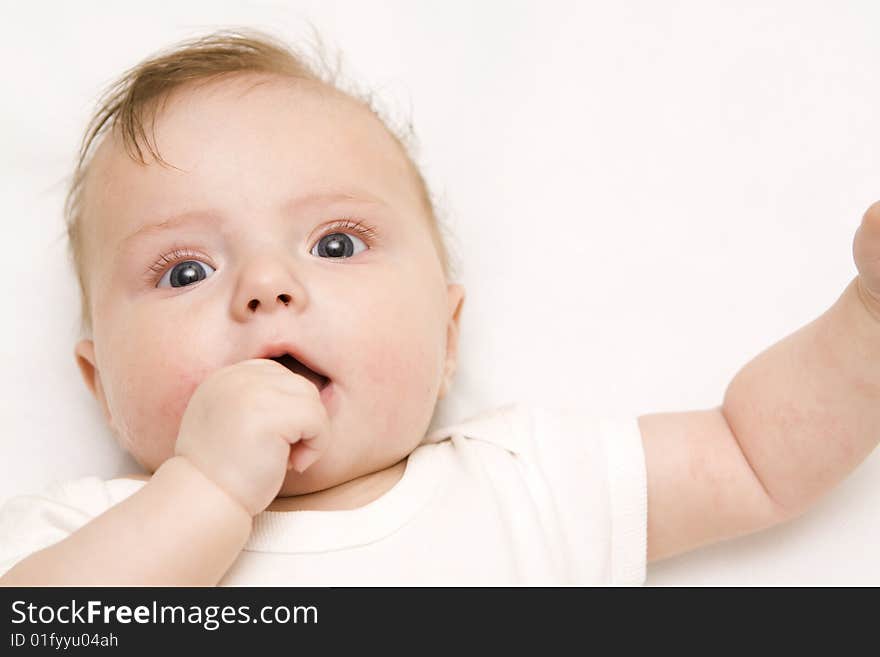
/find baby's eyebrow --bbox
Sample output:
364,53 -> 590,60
121,211 -> 219,249
119,190 -> 389,249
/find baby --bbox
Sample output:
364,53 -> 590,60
1,28 -> 879,586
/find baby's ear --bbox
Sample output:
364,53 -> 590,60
439,284 -> 466,399
74,339 -> 114,427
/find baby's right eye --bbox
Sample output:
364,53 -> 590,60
156,259 -> 216,289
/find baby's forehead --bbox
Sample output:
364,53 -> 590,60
96,75 -> 398,168
79,77 -> 430,256
90,76 -> 419,202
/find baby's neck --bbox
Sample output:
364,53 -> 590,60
264,457 -> 408,513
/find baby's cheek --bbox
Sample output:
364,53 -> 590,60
362,279 -> 445,380
359,314 -> 443,418
122,365 -> 209,471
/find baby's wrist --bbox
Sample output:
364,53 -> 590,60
155,455 -> 256,522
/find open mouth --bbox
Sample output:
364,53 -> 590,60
269,353 -> 331,392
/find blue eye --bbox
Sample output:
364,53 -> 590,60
310,232 -> 368,259
157,259 -> 215,289
147,219 -> 377,288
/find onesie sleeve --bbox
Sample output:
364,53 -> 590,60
0,477 -> 115,579
526,405 -> 647,586
599,415 -> 648,585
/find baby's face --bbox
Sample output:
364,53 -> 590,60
74,74 -> 464,496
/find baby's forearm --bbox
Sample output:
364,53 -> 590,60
0,457 -> 252,586
722,276 -> 880,516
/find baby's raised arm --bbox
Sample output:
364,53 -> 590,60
638,203 -> 880,562
0,358 -> 330,585
0,457 -> 251,586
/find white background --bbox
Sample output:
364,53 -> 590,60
1,0 -> 878,585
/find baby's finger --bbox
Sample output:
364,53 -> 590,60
288,439 -> 323,473
293,402 -> 331,472
274,392 -> 330,473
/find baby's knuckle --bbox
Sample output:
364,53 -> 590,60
282,373 -> 321,398
227,384 -> 271,412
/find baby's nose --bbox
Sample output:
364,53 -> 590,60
231,255 -> 308,321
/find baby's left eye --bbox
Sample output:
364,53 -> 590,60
310,232 -> 368,259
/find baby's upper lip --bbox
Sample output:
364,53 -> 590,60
253,341 -> 330,380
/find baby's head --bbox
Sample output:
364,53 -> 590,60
66,29 -> 465,496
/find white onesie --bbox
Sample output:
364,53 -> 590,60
0,403 -> 647,585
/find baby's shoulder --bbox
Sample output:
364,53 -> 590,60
425,402 -> 625,470
425,402 -> 531,452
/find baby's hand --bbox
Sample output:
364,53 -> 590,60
853,201 -> 880,321
174,359 -> 330,517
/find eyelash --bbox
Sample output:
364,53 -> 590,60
144,218 -> 379,285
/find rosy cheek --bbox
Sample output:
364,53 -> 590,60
161,365 -> 212,427
361,331 -> 439,397
121,363 -> 211,469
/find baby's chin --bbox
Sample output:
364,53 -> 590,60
262,472 -> 355,513
271,452 -> 409,512
275,454 -> 366,498
277,464 -> 337,496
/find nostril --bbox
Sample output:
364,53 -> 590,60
247,295 -> 291,311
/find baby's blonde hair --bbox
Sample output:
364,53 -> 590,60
65,27 -> 454,337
